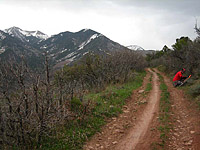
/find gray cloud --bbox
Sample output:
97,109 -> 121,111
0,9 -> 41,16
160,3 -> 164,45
3,0 -> 200,14
0,0 -> 199,49
112,0 -> 200,15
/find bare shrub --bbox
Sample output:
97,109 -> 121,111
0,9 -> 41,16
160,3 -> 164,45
0,50 -> 146,148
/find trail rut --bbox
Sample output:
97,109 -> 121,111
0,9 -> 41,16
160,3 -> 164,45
114,69 -> 160,150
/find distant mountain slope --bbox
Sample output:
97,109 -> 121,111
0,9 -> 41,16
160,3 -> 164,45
4,26 -> 49,44
134,50 -> 155,57
127,45 -> 155,56
1,27 -> 129,68
127,45 -> 144,51
39,29 -> 128,67
0,30 -> 44,68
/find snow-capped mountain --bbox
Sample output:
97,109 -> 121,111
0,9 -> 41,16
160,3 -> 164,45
4,26 -> 49,44
127,45 -> 144,51
0,29 -> 43,68
127,45 -> 155,56
0,27 -> 129,68
38,29 -> 128,67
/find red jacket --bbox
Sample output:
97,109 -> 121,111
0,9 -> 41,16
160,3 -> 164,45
173,71 -> 183,81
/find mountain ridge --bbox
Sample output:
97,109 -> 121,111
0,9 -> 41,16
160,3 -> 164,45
4,26 -> 49,44
0,27 -> 147,68
39,28 -> 128,67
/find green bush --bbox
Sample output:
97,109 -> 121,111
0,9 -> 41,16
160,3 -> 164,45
188,82 -> 200,97
71,97 -> 83,111
157,65 -> 167,72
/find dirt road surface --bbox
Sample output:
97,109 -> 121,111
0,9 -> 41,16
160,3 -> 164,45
84,69 -> 200,150
114,69 -> 160,150
157,70 -> 200,150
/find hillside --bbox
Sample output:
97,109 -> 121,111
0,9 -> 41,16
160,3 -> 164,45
0,30 -> 43,68
38,29 -> 129,67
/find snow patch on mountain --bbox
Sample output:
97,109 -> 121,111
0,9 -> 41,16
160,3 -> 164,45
5,27 -> 49,41
57,51 -> 78,63
83,51 -> 89,56
68,55 -> 77,62
0,31 -> 6,40
60,49 -> 68,53
78,33 -> 101,50
64,52 -> 77,59
83,29 -> 89,32
0,47 -> 6,54
127,45 -> 144,51
33,31 -> 49,39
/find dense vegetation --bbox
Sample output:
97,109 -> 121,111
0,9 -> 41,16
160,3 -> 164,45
146,25 -> 200,105
0,50 -> 146,149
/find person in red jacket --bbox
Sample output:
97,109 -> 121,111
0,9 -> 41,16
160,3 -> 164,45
173,68 -> 187,87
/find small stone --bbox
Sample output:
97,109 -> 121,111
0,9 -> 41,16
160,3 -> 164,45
120,130 -> 124,133
138,90 -> 144,93
100,146 -> 104,149
112,141 -> 118,145
174,133 -> 179,136
190,131 -> 195,134
88,146 -> 94,149
123,106 -> 128,109
185,140 -> 193,146
123,110 -> 130,113
174,128 -> 178,131
96,144 -> 100,147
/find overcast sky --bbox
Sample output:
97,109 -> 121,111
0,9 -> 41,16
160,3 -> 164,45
0,0 -> 199,50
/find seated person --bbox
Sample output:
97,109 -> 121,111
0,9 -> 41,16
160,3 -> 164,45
173,68 -> 187,87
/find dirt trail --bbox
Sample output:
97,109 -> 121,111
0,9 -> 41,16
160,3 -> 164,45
84,69 -> 161,150
156,70 -> 200,150
114,69 -> 160,150
84,69 -> 200,150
